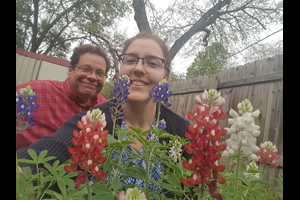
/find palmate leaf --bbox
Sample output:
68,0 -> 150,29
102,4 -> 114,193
167,172 -> 181,189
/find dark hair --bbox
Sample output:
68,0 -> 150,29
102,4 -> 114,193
70,44 -> 110,74
122,32 -> 171,76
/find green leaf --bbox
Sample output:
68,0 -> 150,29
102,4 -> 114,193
249,179 -> 269,184
160,182 -> 181,192
53,160 -> 60,168
112,176 -> 122,192
41,156 -> 56,163
271,177 -> 283,186
117,128 -> 128,141
44,163 -> 58,177
62,171 -> 78,179
167,172 -> 181,189
37,150 -> 48,162
107,134 -> 118,144
92,194 -> 116,200
57,178 -> 66,197
247,169 -> 263,173
41,176 -> 57,183
17,158 -> 36,164
158,132 -> 175,140
273,188 -> 283,195
16,175 -> 26,195
28,149 -> 38,162
91,182 -> 112,195
241,162 -> 247,171
64,178 -> 75,187
44,190 -> 63,200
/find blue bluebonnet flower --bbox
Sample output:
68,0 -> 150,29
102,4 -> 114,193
110,75 -> 131,127
111,75 -> 131,104
16,86 -> 39,130
157,119 -> 167,133
150,79 -> 172,107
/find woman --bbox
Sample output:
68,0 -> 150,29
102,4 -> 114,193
17,31 -> 190,195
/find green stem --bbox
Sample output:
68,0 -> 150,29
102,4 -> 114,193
200,177 -> 205,199
156,103 -> 161,128
235,141 -> 242,198
113,148 -> 125,180
145,157 -> 150,199
84,169 -> 91,200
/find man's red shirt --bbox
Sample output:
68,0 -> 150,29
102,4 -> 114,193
16,78 -> 107,150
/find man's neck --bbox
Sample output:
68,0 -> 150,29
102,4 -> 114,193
76,96 -> 91,107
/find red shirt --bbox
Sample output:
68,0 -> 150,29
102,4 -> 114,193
16,78 -> 107,150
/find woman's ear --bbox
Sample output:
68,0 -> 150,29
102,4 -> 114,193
165,76 -> 169,82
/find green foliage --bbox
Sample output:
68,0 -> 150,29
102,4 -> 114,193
186,42 -> 230,79
169,71 -> 186,82
100,78 -> 116,100
16,0 -> 131,59
17,150 -> 78,200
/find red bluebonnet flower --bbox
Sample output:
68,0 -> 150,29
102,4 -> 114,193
64,109 -> 108,189
256,141 -> 280,167
181,89 -> 227,200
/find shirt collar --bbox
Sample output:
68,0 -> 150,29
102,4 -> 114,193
63,77 -> 98,108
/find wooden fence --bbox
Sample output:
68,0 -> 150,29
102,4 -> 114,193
168,54 -> 283,189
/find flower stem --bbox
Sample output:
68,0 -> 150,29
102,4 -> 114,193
156,103 -> 161,128
200,178 -> 205,199
113,148 -> 125,180
235,141 -> 242,198
84,169 -> 91,200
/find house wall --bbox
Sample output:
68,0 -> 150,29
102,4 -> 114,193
16,49 -> 70,85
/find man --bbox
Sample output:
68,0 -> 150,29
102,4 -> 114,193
16,44 -> 110,150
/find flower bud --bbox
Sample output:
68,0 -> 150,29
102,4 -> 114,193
252,130 -> 260,137
250,154 -> 259,161
195,95 -> 203,105
229,109 -> 238,118
252,109 -> 260,118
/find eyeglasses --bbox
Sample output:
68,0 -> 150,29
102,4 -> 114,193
76,66 -> 105,78
118,54 -> 169,72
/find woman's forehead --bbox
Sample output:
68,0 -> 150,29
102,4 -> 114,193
126,38 -> 164,58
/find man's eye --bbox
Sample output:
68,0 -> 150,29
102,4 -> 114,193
96,72 -> 104,76
81,68 -> 90,72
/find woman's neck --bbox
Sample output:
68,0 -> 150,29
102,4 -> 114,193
122,100 -> 157,129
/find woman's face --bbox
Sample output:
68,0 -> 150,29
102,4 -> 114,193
119,38 -> 169,103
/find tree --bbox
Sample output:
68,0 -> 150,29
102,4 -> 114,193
16,0 -> 131,59
132,0 -> 283,61
241,39 -> 283,64
186,42 -> 230,79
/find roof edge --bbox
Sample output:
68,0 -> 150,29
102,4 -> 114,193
16,49 -> 70,68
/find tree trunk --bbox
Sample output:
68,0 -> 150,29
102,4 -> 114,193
132,0 -> 152,33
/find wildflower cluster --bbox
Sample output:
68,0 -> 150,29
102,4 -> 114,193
64,108 -> 108,189
16,85 -> 39,131
118,187 -> 147,200
111,75 -> 131,104
168,139 -> 182,162
150,79 -> 172,107
257,141 -> 280,167
243,160 -> 260,179
110,75 -> 131,124
223,99 -> 261,161
181,89 -> 227,200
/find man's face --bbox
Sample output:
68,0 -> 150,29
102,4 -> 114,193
68,53 -> 106,101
